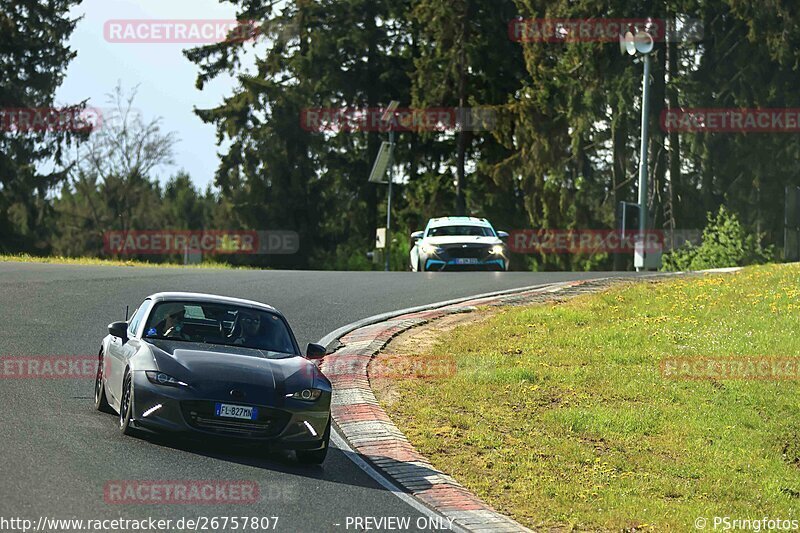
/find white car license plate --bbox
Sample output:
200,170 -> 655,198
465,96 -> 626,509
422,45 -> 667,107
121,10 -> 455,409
454,258 -> 479,265
214,403 -> 258,420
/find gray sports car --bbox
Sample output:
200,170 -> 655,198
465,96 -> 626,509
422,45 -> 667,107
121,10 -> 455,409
94,292 -> 332,464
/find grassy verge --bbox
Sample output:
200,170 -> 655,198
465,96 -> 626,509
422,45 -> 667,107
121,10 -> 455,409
376,264 -> 800,530
0,253 -> 251,269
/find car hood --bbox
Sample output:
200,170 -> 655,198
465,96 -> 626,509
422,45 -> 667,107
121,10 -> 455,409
145,340 -> 325,404
423,235 -> 502,246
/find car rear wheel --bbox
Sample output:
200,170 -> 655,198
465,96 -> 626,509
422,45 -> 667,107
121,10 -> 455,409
119,369 -> 135,435
296,420 -> 330,465
94,349 -> 114,414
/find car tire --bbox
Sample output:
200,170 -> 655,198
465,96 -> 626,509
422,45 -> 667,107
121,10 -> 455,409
119,369 -> 135,435
94,349 -> 114,414
295,419 -> 330,465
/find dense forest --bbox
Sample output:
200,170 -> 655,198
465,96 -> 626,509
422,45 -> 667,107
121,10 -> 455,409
2,0 -> 798,270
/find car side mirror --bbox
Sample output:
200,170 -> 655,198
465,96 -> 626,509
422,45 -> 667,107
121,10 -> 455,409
108,321 -> 128,343
306,343 -> 327,360
411,231 -> 423,241
497,231 -> 509,240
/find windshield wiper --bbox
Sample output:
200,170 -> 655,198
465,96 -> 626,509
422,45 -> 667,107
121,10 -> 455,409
145,335 -> 195,343
202,340 -> 240,347
150,336 -> 294,355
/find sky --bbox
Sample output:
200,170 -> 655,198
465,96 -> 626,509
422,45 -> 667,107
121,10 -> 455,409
56,0 -> 245,190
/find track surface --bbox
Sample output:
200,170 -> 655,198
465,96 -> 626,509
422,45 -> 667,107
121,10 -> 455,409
0,263 -> 643,532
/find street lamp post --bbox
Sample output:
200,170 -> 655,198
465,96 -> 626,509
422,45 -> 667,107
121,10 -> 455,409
637,51 -> 652,266
382,102 -> 400,271
367,101 -> 400,271
385,128 -> 395,271
621,28 -> 655,271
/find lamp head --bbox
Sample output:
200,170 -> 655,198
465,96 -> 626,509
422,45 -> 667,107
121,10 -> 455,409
623,31 -> 636,56
634,30 -> 654,54
381,100 -> 400,122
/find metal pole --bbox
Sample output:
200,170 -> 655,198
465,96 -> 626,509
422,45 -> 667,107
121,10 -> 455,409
636,53 -> 651,271
785,185 -> 790,261
385,129 -> 394,271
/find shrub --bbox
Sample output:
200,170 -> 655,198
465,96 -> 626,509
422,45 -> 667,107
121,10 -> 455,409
661,206 -> 773,271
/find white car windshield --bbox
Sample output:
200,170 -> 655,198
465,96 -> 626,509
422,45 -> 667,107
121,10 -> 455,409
427,225 -> 495,237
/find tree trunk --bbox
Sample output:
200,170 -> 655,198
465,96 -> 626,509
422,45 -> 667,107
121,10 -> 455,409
455,4 -> 468,216
650,43 -> 668,232
364,2 -> 379,247
667,32 -> 680,236
612,100 -> 629,271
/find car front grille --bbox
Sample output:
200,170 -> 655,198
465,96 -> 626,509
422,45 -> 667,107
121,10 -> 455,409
442,245 -> 489,259
180,400 -> 290,438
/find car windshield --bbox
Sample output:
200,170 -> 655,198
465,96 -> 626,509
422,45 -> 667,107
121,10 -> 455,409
428,225 -> 495,237
143,301 -> 297,354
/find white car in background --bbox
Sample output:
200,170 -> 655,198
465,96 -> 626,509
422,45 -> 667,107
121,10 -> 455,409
409,217 -> 510,272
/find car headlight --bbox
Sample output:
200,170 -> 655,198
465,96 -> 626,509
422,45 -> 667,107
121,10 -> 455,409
286,388 -> 322,401
489,245 -> 505,255
145,371 -> 188,387
420,244 -> 444,255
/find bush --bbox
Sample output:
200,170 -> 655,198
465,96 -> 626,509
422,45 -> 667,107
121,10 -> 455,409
661,206 -> 773,271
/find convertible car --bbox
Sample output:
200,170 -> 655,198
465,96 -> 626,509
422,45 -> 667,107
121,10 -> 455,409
94,292 -> 332,464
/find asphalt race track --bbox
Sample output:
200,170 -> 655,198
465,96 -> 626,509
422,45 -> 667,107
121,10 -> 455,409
0,263 -> 644,532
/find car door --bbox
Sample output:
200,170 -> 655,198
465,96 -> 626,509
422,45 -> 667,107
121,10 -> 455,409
107,300 -> 151,404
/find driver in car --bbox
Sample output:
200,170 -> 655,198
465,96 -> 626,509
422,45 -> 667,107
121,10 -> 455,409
233,311 -> 262,346
152,303 -> 189,340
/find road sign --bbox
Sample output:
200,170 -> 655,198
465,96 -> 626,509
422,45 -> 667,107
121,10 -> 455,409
368,141 -> 393,184
375,227 -> 387,249
618,201 -> 640,241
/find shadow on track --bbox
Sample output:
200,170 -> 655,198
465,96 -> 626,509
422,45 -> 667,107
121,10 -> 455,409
92,409 -> 384,490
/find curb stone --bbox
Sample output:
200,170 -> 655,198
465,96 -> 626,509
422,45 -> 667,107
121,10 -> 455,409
321,275 -> 666,532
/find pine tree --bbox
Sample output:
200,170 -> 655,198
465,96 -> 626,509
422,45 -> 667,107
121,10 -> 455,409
0,0 -> 86,253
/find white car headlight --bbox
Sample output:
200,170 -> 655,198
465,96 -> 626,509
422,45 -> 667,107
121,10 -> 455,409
490,245 -> 505,255
420,244 -> 444,255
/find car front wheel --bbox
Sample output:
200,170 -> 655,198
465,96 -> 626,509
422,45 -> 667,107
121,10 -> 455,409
119,369 -> 135,435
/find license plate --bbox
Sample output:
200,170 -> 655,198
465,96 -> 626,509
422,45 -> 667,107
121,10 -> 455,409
453,258 -> 479,265
214,403 -> 258,420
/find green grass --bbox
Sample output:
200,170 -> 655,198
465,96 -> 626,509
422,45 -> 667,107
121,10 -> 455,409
0,253 -> 254,269
378,264 -> 800,530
